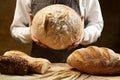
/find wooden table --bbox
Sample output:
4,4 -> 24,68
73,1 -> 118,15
0,63 -> 120,80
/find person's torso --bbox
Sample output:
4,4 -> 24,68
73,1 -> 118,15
31,0 -> 81,15
30,0 -> 84,63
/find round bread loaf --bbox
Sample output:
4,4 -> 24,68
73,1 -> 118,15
31,4 -> 83,50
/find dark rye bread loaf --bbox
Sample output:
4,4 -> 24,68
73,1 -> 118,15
0,56 -> 28,75
67,46 -> 120,75
31,4 -> 83,50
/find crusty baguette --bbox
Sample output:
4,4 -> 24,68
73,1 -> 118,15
3,50 -> 51,74
67,46 -> 120,75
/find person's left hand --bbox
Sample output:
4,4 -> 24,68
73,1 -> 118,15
67,16 -> 84,50
67,32 -> 84,50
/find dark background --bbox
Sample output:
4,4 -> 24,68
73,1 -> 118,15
0,0 -> 120,55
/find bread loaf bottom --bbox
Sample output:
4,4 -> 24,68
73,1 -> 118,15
67,46 -> 120,75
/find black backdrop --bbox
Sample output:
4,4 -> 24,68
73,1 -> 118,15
0,0 -> 120,55
91,0 -> 120,53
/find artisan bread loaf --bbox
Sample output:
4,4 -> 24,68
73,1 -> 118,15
31,4 -> 83,50
67,46 -> 120,75
4,50 -> 51,74
0,56 -> 28,75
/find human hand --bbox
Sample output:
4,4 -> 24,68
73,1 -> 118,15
30,13 -> 47,48
67,32 -> 84,50
31,34 -> 47,48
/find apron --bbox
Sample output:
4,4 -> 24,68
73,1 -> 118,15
31,0 -> 83,63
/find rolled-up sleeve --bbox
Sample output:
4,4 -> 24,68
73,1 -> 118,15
81,0 -> 104,45
10,0 -> 32,43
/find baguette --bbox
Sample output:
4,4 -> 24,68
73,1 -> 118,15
67,46 -> 120,75
3,50 -> 51,74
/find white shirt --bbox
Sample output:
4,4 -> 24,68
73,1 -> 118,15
10,0 -> 104,45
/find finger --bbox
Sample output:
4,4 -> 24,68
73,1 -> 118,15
31,35 -> 47,48
30,13 -> 34,25
80,16 -> 84,21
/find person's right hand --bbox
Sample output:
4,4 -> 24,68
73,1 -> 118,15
31,34 -> 47,48
30,13 -> 47,48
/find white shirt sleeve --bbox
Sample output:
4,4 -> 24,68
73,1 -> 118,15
81,0 -> 104,45
10,0 -> 32,43
11,0 -> 103,45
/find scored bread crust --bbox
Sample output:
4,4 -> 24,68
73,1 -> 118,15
67,46 -> 120,75
31,4 -> 83,50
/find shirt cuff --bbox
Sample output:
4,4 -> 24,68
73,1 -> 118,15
12,27 -> 32,43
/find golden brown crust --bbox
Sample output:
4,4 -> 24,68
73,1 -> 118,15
99,48 -> 110,60
67,46 -> 120,75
